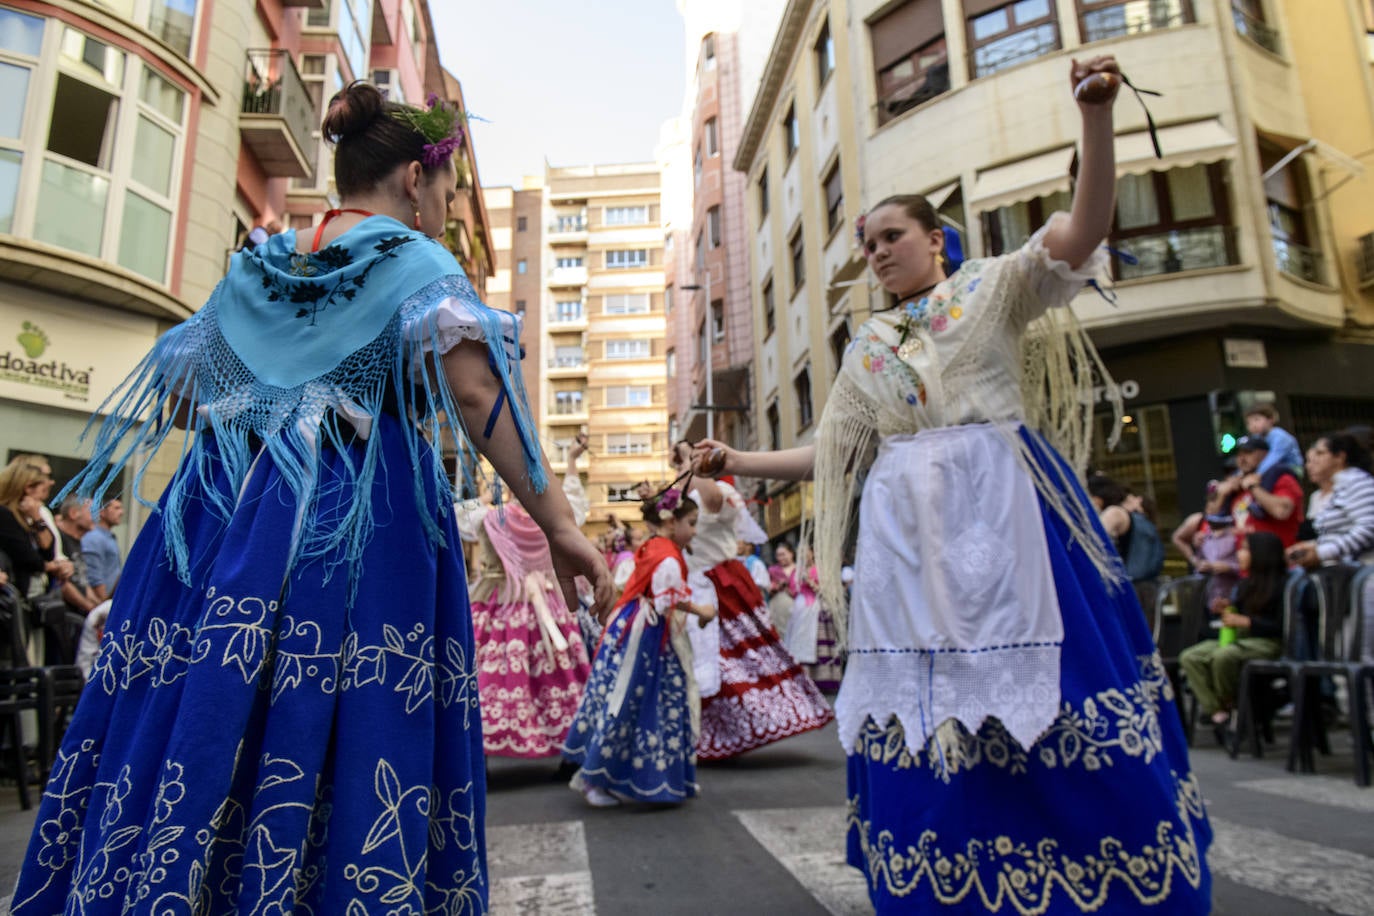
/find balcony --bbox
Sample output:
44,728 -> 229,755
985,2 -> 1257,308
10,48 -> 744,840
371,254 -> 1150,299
548,305 -> 587,327
547,356 -> 588,377
1273,237 -> 1326,285
549,265 -> 588,286
1116,226 -> 1240,281
240,50 -> 317,179
548,216 -> 588,243
1233,4 -> 1281,55
1079,0 -> 1192,44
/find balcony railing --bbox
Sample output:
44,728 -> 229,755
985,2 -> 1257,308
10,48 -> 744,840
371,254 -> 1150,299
549,265 -> 588,286
1273,237 -> 1326,285
1233,4 -> 1281,54
241,49 -> 317,178
549,306 -> 586,324
970,25 -> 1059,79
1115,225 -> 1239,280
1080,0 -> 1192,44
549,217 -> 588,234
550,399 -> 587,416
547,356 -> 588,370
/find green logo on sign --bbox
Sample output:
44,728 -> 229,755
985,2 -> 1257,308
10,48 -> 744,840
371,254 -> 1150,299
17,321 -> 48,358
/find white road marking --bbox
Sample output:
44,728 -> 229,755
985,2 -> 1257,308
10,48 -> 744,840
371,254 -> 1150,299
487,820 -> 595,915
734,806 -> 872,916
1209,816 -> 1374,916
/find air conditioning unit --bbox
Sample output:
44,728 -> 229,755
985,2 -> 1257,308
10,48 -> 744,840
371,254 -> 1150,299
1359,232 -> 1374,289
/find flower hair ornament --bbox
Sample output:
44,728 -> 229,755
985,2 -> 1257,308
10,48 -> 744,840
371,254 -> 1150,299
650,469 -> 695,522
395,93 -> 467,168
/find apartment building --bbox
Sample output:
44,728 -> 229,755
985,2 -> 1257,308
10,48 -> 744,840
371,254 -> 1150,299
484,180 -> 546,419
738,0 -> 1374,539
0,0 -> 490,536
541,163 -> 671,535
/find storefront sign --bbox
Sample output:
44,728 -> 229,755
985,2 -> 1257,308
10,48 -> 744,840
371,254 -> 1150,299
1090,379 -> 1140,404
1223,338 -> 1268,369
0,292 -> 158,412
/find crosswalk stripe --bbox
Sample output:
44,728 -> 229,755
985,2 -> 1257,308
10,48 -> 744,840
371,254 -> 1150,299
733,807 -> 872,916
487,820 -> 595,915
1209,816 -> 1374,916
1235,776 -> 1374,813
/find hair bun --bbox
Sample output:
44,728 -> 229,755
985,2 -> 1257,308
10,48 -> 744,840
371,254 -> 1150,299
322,81 -> 385,143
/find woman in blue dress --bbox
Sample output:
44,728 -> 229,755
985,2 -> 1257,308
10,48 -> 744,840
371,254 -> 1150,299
563,486 -> 716,807
696,56 -> 1211,913
12,82 -> 612,915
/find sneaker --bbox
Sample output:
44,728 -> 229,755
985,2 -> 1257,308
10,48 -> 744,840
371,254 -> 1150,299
583,787 -> 621,808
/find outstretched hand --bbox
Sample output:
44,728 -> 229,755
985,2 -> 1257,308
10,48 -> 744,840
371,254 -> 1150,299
548,524 -> 615,622
1070,55 -> 1122,108
692,439 -> 737,476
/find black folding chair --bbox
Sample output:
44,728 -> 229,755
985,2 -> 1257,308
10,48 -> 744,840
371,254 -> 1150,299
1355,565 -> 1374,787
0,668 -> 43,810
1154,575 -> 1208,744
1231,570 -> 1308,760
1288,565 -> 1366,781
38,664 -> 85,782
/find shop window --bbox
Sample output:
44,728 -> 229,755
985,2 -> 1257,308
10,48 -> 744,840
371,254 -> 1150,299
871,0 -> 947,124
1077,0 -> 1193,44
1261,141 -> 1323,284
1090,403 -> 1180,533
966,0 -> 1060,79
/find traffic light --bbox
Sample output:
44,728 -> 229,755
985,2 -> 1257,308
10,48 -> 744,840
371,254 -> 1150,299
1208,390 -> 1245,456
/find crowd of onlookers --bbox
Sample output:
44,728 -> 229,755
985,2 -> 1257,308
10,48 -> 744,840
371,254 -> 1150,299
0,454 -> 123,677
1092,404 -> 1374,746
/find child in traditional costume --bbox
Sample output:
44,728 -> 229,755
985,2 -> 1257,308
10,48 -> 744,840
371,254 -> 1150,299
781,546 -> 843,692
562,484 -> 715,806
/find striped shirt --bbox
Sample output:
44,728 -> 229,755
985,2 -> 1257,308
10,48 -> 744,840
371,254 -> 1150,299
1314,467 -> 1374,563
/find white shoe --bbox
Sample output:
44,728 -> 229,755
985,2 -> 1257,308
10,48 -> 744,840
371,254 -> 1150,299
583,787 -> 621,808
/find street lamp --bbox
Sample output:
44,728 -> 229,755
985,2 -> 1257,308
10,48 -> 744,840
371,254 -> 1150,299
680,277 -> 713,440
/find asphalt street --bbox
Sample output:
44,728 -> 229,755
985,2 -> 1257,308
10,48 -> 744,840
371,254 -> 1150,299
2,718 -> 1371,914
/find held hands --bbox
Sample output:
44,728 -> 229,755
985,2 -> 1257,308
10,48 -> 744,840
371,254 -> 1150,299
1071,56 -> 1122,108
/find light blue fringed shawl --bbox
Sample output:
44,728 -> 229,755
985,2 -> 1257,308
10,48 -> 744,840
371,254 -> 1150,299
58,215 -> 546,596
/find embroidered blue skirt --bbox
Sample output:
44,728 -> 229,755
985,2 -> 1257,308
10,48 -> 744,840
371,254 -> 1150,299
846,431 -> 1211,914
562,604 -> 696,803
12,419 -> 487,915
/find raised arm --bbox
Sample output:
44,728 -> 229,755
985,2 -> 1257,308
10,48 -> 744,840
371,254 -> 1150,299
1041,56 -> 1120,270
443,340 -> 613,618
693,439 -> 816,482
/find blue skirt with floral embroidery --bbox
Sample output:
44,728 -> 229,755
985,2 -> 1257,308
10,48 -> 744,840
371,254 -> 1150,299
12,419 -> 487,915
846,431 -> 1211,913
562,604 -> 697,803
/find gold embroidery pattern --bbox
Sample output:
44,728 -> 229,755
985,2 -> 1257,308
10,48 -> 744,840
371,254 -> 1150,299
855,653 -> 1174,784
847,773 -> 1207,913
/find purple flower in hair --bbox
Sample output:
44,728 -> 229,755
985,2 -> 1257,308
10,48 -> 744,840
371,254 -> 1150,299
656,489 -> 681,513
426,92 -> 440,107
422,133 -> 463,168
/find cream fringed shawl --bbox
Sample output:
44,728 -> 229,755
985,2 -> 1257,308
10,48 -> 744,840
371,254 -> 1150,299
811,220 -> 1123,646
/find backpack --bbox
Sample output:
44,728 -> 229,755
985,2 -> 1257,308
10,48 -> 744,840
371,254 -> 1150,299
1122,512 -> 1166,581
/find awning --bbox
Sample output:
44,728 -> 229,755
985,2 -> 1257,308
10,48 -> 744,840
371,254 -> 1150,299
969,147 -> 1074,214
970,121 -> 1241,214
1117,119 -> 1238,176
1257,127 -> 1365,181
924,180 -> 960,209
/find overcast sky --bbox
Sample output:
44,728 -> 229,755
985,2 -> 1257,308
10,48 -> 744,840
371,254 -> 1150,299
431,1 -> 687,188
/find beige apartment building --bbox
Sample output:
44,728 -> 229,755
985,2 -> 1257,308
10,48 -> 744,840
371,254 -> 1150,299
540,164 -> 671,535
484,180 -> 547,420
738,0 -> 1374,541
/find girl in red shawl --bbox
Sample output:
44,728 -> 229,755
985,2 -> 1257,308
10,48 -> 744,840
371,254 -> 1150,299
562,483 -> 716,807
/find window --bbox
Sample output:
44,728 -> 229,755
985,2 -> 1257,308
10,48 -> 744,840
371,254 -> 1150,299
516,258 -> 527,274
705,117 -> 718,157
815,19 -> 835,87
552,345 -> 584,368
822,160 -> 844,235
697,318 -> 709,362
555,299 -> 583,322
711,299 -> 725,341
517,215 -> 527,231
666,348 -> 676,378
708,205 -> 722,247
782,103 -> 799,159
293,53 -> 333,191
795,366 -> 814,430
555,256 -> 583,268
1077,0 -> 1193,43
606,433 -> 653,455
6,18 -> 188,283
553,390 -> 584,415
606,249 -> 648,269
789,228 -> 805,293
694,146 -> 703,187
1262,143 -> 1322,283
830,321 -> 852,372
371,67 -> 404,104
307,1 -> 332,28
606,339 -> 651,360
337,0 -> 372,80
762,277 -> 776,336
967,0 -> 1060,79
608,484 -> 640,503
703,32 -> 716,69
1233,0 -> 1280,54
605,205 -> 649,225
665,285 -> 674,314
605,385 -> 652,406
758,168 -> 770,218
554,212 -> 586,232
871,0 -> 949,123
983,189 -> 1072,255
514,300 -> 526,320
604,293 -> 651,314
695,231 -> 706,272
766,400 -> 781,451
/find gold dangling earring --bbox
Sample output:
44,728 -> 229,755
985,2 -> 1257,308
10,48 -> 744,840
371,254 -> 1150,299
412,205 -> 422,231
